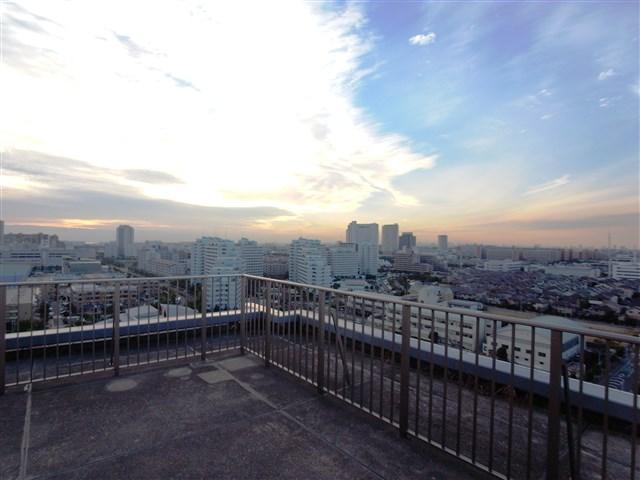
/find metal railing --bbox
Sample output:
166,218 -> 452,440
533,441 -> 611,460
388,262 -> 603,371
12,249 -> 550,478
1,273 -> 638,480
0,274 -> 246,387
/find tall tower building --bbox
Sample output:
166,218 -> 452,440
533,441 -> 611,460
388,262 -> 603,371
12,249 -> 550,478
289,238 -> 332,287
399,232 -> 416,251
438,235 -> 449,251
191,237 -> 242,309
381,224 -> 399,255
346,221 -> 379,275
116,225 -> 135,258
237,238 -> 264,276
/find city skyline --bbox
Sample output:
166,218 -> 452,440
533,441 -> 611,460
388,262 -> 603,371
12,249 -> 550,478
2,1 -> 639,247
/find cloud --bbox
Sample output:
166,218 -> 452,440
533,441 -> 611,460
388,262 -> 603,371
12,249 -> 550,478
2,1 -> 434,219
524,175 -> 570,195
409,32 -> 436,45
2,188 -> 292,241
113,32 -> 152,58
164,73 -> 198,91
2,149 -> 184,188
540,113 -> 554,120
122,169 -> 185,184
597,68 -> 615,80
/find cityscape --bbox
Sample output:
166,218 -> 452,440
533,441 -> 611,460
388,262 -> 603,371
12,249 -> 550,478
2,221 -> 638,380
1,1 -> 639,479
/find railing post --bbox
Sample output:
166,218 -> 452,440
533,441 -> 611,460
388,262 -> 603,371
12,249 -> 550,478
0,286 -> 6,395
399,304 -> 411,437
546,329 -> 562,480
264,281 -> 271,367
112,282 -> 120,376
200,280 -> 208,361
240,276 -> 246,355
317,290 -> 326,395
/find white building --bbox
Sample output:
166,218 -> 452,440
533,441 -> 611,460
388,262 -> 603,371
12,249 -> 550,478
289,238 -> 332,287
103,242 -> 118,259
543,264 -> 600,278
191,237 -> 242,310
418,285 -> 454,305
482,260 -> 525,272
328,243 -> 359,278
611,262 -> 640,280
337,278 -> 370,292
116,225 -> 135,258
0,245 -> 68,269
346,221 -> 379,275
381,224 -> 399,255
351,291 -> 491,352
237,238 -> 264,276
264,254 -> 288,278
4,286 -> 37,332
482,315 -> 580,371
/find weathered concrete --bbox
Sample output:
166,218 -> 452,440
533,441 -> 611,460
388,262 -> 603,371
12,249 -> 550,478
0,351 -> 492,480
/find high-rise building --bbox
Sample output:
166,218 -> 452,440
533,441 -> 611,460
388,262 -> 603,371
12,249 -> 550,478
289,238 -> 332,287
116,225 -> 135,258
328,242 -> 359,278
264,254 -> 288,278
381,224 -> 399,254
346,221 -> 379,275
437,235 -> 448,251
392,251 -> 431,273
398,232 -> 416,251
191,237 -> 242,309
611,262 -> 640,280
237,238 -> 264,276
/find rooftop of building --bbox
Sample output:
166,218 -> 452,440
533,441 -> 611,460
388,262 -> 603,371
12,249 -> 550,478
0,351 -> 490,480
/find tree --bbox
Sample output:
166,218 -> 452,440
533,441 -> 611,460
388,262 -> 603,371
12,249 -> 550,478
496,345 -> 509,361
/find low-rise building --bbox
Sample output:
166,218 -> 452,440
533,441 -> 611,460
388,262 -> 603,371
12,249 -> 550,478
482,315 -> 580,371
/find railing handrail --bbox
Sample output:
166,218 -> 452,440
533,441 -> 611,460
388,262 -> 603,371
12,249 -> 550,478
244,275 -> 640,345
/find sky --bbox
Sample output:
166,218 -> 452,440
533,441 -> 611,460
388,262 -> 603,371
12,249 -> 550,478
1,1 -> 639,247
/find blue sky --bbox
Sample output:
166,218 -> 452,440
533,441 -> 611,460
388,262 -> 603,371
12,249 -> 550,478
1,1 -> 638,247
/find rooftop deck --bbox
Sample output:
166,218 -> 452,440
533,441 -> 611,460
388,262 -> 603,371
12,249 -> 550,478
2,274 -> 638,479
0,350 -> 491,480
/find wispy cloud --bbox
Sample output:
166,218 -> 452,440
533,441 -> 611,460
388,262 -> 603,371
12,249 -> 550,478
409,32 -> 436,45
598,68 -> 616,81
524,175 -> 570,195
2,2 -> 434,218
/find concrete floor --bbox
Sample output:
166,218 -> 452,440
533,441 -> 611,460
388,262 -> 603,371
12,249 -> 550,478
0,351 -> 494,480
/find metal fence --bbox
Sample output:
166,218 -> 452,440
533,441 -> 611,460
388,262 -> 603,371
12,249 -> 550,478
1,273 -> 638,479
241,275 -> 639,480
0,275 -> 245,387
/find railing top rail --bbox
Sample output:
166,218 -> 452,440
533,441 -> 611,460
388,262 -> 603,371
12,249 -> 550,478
243,275 -> 640,344
0,273 -> 241,288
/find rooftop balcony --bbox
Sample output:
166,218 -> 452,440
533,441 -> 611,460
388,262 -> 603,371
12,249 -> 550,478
1,274 -> 638,479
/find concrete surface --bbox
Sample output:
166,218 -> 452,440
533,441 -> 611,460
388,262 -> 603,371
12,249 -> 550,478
0,351 -> 494,480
